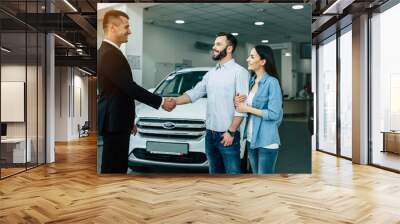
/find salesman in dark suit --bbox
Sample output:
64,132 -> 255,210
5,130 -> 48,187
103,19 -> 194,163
98,10 -> 176,173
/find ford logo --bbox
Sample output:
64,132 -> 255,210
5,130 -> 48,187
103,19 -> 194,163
162,122 -> 176,129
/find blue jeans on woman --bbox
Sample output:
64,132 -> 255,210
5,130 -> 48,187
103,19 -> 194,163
205,130 -> 241,174
247,142 -> 279,174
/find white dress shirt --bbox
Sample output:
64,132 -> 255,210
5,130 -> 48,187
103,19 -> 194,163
185,59 -> 249,132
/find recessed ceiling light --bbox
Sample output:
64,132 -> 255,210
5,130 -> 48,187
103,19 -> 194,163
261,40 -> 269,43
1,47 -> 11,53
254,21 -> 264,26
175,20 -> 185,24
292,5 -> 304,10
231,33 -> 239,36
63,0 -> 78,12
54,34 -> 75,48
78,67 -> 93,76
285,52 -> 292,57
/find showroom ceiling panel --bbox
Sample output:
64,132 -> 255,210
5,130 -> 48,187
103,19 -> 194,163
144,3 -> 310,45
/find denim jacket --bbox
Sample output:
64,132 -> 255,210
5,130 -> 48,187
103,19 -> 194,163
245,73 -> 283,149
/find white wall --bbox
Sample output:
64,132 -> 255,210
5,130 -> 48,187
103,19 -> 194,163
126,5 -> 144,85
1,65 -> 35,136
143,24 -> 249,89
55,67 -> 89,141
1,63 -> 46,164
97,4 -> 126,50
269,43 -> 294,97
97,4 -> 144,86
55,67 -> 68,141
97,4 -> 260,90
370,4 -> 400,156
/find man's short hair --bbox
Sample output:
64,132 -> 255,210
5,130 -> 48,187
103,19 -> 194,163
103,10 -> 129,30
216,32 -> 237,53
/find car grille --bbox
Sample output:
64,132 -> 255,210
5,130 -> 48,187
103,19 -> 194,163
137,118 -> 206,140
132,148 -> 207,164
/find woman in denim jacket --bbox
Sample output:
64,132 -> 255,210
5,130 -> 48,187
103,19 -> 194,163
235,45 -> 283,174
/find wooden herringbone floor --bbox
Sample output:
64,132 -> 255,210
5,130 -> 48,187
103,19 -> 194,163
1,135 -> 400,223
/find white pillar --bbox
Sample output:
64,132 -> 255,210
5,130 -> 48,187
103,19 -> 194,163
352,14 -> 369,164
46,33 -> 55,163
312,45 -> 317,150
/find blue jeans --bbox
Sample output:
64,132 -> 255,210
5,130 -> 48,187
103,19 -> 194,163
205,130 -> 241,174
247,142 -> 279,174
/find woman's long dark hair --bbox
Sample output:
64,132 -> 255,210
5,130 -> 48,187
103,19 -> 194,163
253,45 -> 284,105
253,45 -> 279,81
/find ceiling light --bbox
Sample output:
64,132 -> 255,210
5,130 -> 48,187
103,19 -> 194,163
76,48 -> 83,52
41,5 -> 46,10
231,33 -> 239,36
292,5 -> 304,10
261,40 -> 269,43
63,0 -> 78,12
254,21 -> 264,26
285,52 -> 291,57
54,34 -> 75,48
78,67 -> 93,76
175,20 -> 185,24
1,47 -> 11,53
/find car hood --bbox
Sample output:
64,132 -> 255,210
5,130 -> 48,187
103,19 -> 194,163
136,98 -> 206,120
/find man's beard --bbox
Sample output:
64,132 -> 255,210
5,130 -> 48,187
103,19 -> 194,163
212,46 -> 228,61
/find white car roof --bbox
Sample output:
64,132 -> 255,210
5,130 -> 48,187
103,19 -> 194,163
175,67 -> 213,74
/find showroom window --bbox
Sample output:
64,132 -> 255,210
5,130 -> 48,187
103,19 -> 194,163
370,2 -> 400,172
317,34 -> 337,155
316,22 -> 353,159
339,25 -> 352,159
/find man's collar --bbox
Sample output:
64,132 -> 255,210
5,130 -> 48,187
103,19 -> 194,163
216,58 -> 235,70
103,39 -> 120,51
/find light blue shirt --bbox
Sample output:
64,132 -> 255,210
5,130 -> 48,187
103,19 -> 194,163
245,73 -> 283,149
185,59 -> 249,132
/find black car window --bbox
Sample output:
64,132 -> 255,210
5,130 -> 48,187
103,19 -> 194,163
155,71 -> 207,97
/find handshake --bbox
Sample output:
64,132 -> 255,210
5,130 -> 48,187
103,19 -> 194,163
161,97 -> 177,112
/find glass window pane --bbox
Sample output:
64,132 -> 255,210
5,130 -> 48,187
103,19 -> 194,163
340,28 -> 352,158
318,35 -> 337,154
371,3 -> 400,171
27,31 -> 38,169
1,31 -> 27,177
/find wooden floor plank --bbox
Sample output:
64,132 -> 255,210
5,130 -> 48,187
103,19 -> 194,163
0,135 -> 400,223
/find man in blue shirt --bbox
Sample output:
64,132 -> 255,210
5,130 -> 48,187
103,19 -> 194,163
172,32 -> 249,174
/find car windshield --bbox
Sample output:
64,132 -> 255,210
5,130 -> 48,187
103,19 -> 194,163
154,71 -> 207,97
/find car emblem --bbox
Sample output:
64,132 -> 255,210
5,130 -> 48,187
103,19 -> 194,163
162,122 -> 176,129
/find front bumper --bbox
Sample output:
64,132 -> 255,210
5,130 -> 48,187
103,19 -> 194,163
128,134 -> 209,169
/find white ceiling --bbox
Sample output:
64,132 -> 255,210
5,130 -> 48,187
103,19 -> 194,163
143,3 -> 311,45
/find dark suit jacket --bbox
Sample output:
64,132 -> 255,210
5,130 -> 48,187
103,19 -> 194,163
97,41 -> 162,135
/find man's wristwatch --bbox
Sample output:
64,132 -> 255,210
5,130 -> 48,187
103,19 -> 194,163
227,129 -> 236,137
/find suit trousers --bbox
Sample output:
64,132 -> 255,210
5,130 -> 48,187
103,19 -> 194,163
101,132 -> 130,173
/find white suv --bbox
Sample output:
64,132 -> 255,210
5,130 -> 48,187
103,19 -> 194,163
128,67 -> 248,171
